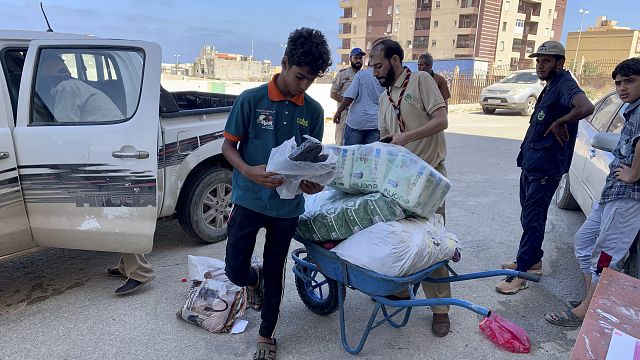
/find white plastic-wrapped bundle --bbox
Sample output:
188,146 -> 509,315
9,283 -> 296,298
331,216 -> 459,277
327,143 -> 450,218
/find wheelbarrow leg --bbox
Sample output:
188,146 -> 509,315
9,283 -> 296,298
338,283 -> 382,355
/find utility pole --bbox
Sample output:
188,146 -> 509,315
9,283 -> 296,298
173,54 -> 181,75
572,9 -> 589,73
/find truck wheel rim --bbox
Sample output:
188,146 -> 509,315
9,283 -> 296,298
202,183 -> 232,230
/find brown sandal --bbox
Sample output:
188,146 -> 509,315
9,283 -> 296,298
253,338 -> 277,360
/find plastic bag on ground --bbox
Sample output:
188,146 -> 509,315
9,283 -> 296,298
479,313 -> 531,354
266,136 -> 337,199
179,255 -> 247,333
330,215 -> 459,276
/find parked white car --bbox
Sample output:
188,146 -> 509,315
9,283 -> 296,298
479,70 -> 544,116
554,91 -> 639,276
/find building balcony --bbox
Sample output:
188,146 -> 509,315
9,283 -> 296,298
339,17 -> 352,23
456,28 -> 477,35
339,0 -> 353,8
414,29 -> 430,37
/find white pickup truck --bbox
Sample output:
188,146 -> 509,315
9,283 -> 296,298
0,30 -> 236,261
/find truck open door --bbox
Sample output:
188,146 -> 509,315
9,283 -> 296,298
0,52 -> 33,258
13,40 -> 161,253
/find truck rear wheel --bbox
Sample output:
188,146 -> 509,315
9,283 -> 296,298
178,168 -> 232,243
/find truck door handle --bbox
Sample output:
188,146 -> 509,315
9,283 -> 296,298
112,151 -> 149,159
588,148 -> 596,158
0,152 -> 9,160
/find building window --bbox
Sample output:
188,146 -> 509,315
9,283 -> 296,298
504,0 -> 510,11
459,14 -> 478,28
499,41 -> 504,51
416,17 -> 431,30
502,21 -> 507,31
548,9 -> 553,18
368,8 -> 372,16
434,20 -> 439,28
367,41 -> 372,49
388,5 -> 392,14
353,9 -> 358,17
435,1 -> 440,8
554,10 -> 558,19
515,19 -> 524,34
456,34 -> 475,48
396,5 -> 401,14
353,25 -> 357,34
432,39 -> 437,46
452,39 -> 456,46
394,23 -> 399,32
551,30 -> 555,38
352,41 -> 357,48
414,36 -> 429,47
387,23 -> 392,32
461,0 -> 478,8
368,24 -> 372,33
545,27 -> 550,37
406,39 -> 412,48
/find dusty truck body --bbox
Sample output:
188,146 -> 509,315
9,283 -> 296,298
0,30 -> 235,261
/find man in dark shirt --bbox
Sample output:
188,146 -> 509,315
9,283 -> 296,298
496,41 -> 594,294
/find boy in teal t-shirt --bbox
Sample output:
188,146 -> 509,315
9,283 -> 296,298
222,27 -> 331,360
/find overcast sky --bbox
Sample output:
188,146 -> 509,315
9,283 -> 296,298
2,0 -> 638,67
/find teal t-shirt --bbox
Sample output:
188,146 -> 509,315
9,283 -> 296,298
224,78 -> 324,218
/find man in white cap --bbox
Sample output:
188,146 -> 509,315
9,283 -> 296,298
331,47 -> 365,144
496,40 -> 594,294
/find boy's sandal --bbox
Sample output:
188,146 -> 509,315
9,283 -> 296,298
253,339 -> 277,360
544,309 -> 583,327
565,300 -> 582,309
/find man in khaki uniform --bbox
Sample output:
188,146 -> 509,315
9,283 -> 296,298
106,254 -> 156,295
370,39 -> 451,337
331,48 -> 364,145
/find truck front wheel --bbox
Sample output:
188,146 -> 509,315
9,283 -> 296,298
178,168 -> 232,243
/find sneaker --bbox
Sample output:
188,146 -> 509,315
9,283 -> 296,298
247,264 -> 264,310
495,276 -> 528,294
500,260 -> 543,275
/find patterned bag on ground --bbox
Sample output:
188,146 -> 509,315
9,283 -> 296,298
178,256 -> 246,333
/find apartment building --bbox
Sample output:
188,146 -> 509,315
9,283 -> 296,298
338,0 -> 566,70
193,45 -> 273,81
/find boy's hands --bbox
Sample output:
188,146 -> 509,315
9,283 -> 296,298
615,164 -> 639,183
243,165 -> 284,189
299,180 -> 324,194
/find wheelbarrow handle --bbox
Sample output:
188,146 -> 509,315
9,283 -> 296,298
517,271 -> 541,282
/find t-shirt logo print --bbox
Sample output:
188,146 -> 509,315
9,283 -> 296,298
256,110 -> 275,130
537,110 -> 545,122
404,93 -> 413,103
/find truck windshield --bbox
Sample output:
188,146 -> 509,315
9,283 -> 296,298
500,72 -> 539,84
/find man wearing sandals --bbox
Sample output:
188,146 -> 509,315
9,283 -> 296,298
370,39 -> 452,337
221,28 -> 331,360
496,41 -> 594,294
546,58 -> 640,327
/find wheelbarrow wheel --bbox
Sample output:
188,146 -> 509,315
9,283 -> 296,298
294,255 -> 344,316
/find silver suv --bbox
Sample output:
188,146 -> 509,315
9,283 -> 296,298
479,70 -> 544,116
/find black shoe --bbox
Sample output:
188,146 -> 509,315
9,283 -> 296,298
114,278 -> 146,295
105,267 -> 125,277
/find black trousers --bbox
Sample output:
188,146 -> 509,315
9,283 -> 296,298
224,204 -> 299,338
515,172 -> 560,272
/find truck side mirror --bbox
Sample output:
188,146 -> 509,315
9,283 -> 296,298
591,133 -> 620,153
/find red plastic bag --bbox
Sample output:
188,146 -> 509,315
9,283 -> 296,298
479,312 -> 531,353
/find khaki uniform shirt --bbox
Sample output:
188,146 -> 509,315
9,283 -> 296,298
378,68 -> 447,167
331,67 -> 357,98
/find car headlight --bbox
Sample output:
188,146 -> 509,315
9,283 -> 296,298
509,88 -> 526,96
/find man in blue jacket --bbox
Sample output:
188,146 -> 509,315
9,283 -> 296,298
497,41 -> 594,294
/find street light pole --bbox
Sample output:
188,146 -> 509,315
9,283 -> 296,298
572,9 -> 589,73
173,54 -> 181,74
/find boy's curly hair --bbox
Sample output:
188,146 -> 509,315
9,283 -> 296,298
284,27 -> 332,77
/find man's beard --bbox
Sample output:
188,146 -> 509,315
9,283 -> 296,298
351,61 -> 362,70
378,66 -> 396,87
538,67 -> 558,81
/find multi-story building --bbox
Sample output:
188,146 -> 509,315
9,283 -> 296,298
565,16 -> 640,71
193,45 -> 273,81
338,0 -> 566,71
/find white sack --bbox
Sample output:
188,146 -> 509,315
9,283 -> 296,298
330,216 -> 459,277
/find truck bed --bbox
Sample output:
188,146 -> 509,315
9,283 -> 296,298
160,87 -> 237,118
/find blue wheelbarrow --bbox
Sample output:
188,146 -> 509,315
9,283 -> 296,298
291,236 -> 540,355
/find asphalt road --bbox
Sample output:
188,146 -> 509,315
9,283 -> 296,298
0,109 -> 587,360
